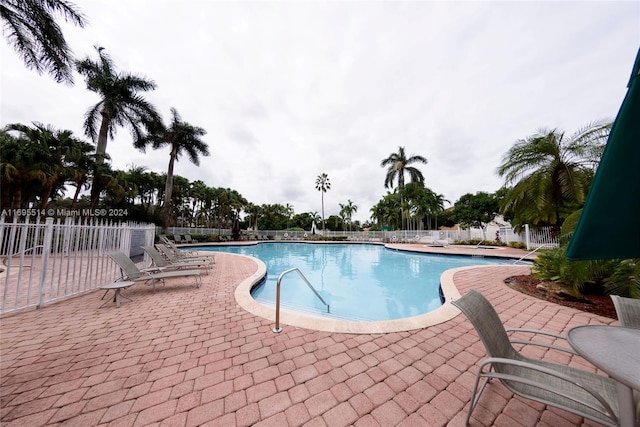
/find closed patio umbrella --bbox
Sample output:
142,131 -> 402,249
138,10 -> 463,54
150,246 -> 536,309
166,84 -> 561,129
566,47 -> 640,260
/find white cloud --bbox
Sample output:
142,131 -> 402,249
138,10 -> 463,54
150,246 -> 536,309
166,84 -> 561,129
2,0 -> 638,223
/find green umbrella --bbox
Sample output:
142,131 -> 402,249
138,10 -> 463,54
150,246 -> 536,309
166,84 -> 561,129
567,47 -> 640,260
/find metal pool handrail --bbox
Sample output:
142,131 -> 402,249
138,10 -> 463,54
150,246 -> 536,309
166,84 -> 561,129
513,243 -> 556,264
273,268 -> 330,333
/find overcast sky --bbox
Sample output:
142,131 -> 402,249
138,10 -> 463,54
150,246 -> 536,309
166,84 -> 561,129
1,1 -> 639,223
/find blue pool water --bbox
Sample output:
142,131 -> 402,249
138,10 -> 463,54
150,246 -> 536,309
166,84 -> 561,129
193,243 -> 513,321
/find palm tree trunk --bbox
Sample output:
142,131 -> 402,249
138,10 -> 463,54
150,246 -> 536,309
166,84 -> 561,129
90,115 -> 111,209
321,193 -> 325,233
1,181 -> 13,209
12,180 -> 23,209
38,179 -> 56,210
162,148 -> 177,233
70,182 -> 84,210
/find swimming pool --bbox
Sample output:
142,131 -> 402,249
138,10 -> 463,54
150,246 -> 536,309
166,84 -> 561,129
193,243 -> 514,322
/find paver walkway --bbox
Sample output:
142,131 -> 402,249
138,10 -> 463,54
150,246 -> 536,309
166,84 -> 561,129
0,248 -> 617,426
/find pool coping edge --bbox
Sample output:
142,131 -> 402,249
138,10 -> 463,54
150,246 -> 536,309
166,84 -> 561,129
227,252 -> 527,334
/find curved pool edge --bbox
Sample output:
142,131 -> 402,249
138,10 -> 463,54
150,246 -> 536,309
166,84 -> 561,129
231,252 -> 530,334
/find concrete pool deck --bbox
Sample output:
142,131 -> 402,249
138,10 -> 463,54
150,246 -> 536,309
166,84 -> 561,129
0,244 -> 618,426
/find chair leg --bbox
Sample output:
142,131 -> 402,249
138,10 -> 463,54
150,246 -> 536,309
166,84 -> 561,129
466,370 -> 491,426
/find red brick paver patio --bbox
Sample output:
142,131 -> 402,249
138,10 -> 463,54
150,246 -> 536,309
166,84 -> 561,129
0,248 -> 617,426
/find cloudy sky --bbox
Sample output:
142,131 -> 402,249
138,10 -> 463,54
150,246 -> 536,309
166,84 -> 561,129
1,1 -> 639,223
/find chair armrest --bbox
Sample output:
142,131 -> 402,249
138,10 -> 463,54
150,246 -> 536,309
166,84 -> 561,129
141,266 -> 165,272
506,327 -> 578,355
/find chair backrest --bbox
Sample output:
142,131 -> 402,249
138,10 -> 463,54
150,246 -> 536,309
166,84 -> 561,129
452,290 -> 518,360
174,235 -> 183,243
610,295 -> 640,328
156,244 -> 179,261
142,246 -> 169,268
107,251 -> 143,280
163,239 -> 181,252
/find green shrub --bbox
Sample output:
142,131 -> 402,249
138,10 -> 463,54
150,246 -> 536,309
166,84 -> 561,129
533,246 -> 618,297
560,209 -> 582,245
561,209 -> 582,235
605,259 -> 640,298
508,241 -> 527,250
454,239 -> 506,247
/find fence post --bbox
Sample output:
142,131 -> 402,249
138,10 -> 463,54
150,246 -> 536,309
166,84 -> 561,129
524,224 -> 531,250
37,217 -> 54,308
120,222 -> 132,256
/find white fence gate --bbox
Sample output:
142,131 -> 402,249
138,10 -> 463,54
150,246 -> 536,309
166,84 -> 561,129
0,216 -> 155,315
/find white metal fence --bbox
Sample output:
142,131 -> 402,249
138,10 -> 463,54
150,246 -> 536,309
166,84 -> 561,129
0,218 -> 555,315
165,225 -> 559,249
0,216 -> 155,315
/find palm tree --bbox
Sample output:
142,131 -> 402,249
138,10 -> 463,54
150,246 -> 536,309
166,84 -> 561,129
76,46 -> 162,208
497,121 -> 611,227
381,146 -> 428,190
66,138 -> 96,210
244,202 -> 262,232
140,107 -> 209,231
381,146 -> 428,228
284,203 -> 294,229
1,0 -> 86,83
339,199 -> 358,231
0,123 -> 81,209
315,173 -> 330,234
370,192 -> 401,229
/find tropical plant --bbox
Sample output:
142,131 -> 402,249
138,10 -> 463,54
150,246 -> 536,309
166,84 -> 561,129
339,199 -> 358,231
2,123 -> 56,209
315,173 -> 330,233
284,203 -> 294,229
76,46 -> 162,208
1,0 -> 87,83
381,146 -> 428,228
453,192 -> 501,239
398,182 -> 448,230
380,146 -> 428,190
244,202 -> 262,231
66,138 -> 96,210
605,259 -> 640,298
139,107 -> 209,231
497,121 -> 611,228
257,203 -> 289,230
370,191 -> 402,229
533,246 -> 620,297
1,123 -> 93,210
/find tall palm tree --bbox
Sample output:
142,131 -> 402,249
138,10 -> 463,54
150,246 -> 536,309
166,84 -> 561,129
140,107 -> 209,231
315,173 -> 330,234
497,121 -> 611,227
370,192 -> 401,229
284,203 -> 294,229
244,202 -> 262,232
1,0 -> 86,83
381,146 -> 428,228
339,199 -> 358,231
76,46 -> 161,208
66,137 -> 96,210
381,146 -> 428,190
1,123 -> 79,209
